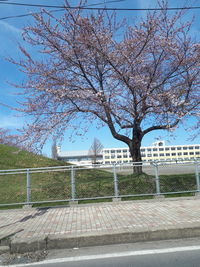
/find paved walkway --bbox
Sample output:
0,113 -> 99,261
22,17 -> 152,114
1,198 -> 200,253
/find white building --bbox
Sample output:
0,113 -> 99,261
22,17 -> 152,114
103,141 -> 200,164
56,141 -> 200,165
56,146 -> 102,165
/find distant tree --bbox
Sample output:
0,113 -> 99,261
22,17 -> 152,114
0,128 -> 10,145
51,139 -> 58,159
0,128 -> 19,147
88,138 -> 103,164
0,128 -> 35,152
10,1 -> 200,172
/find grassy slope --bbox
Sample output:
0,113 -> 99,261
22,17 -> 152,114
0,144 -> 68,205
0,144 -> 66,169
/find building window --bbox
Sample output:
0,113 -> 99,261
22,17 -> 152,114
189,146 -> 193,150
171,147 -> 176,150
141,148 -> 145,152
183,147 -> 187,150
153,153 -> 158,157
166,153 -> 170,156
189,152 -> 194,155
147,148 -> 151,152
183,152 -> 188,155
159,153 -> 164,156
165,148 -> 170,151
153,148 -> 157,151
177,147 -> 181,150
159,148 -> 164,151
172,153 -> 176,156
195,146 -> 200,149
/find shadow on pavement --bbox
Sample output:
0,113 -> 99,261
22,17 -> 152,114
0,208 -> 49,229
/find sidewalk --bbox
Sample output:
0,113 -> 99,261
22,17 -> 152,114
1,197 -> 200,253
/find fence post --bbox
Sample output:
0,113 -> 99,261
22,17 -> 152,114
26,169 -> 31,205
153,162 -> 163,198
70,166 -> 77,204
195,161 -> 200,193
113,164 -> 121,201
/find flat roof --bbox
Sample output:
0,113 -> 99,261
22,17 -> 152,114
58,150 -> 89,157
58,150 -> 103,157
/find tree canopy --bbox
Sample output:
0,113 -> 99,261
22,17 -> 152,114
11,1 -> 200,166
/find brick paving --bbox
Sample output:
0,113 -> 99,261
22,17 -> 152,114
1,198 -> 200,244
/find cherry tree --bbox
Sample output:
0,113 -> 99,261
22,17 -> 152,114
11,1 -> 200,171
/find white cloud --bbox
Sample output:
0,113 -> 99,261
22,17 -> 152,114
0,20 -> 22,35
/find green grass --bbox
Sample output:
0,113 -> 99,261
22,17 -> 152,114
0,144 -> 198,208
160,173 -> 196,192
0,144 -> 69,205
0,170 -> 196,207
0,144 -> 66,169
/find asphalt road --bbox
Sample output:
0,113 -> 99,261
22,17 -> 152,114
9,238 -> 200,267
32,250 -> 200,267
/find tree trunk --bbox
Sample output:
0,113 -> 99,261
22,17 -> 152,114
128,130 -> 143,174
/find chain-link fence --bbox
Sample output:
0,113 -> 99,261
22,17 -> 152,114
0,160 -> 199,206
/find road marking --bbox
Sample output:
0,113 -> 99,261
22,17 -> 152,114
9,245 -> 200,266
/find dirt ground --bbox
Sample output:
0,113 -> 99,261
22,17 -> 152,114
115,164 -> 196,176
0,250 -> 48,265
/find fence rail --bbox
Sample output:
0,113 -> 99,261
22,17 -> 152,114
0,160 -> 199,207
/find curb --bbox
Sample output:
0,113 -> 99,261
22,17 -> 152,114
9,226 -> 200,253
0,246 -> 9,255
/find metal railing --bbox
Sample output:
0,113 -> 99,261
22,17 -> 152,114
0,160 -> 199,207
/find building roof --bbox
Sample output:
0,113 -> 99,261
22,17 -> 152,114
58,150 -> 89,157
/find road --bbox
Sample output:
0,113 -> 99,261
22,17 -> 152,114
9,238 -> 200,267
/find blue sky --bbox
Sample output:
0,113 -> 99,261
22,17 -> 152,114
0,0 -> 199,156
